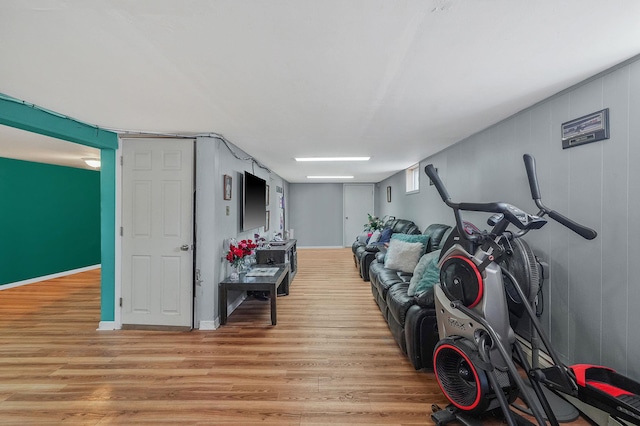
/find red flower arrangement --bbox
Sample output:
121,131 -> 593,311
226,239 -> 257,266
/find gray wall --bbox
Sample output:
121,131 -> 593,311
194,137 -> 289,328
377,57 -> 640,380
288,183 -> 344,247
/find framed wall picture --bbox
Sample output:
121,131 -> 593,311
561,108 -> 610,149
266,184 -> 270,205
223,174 -> 232,200
386,186 -> 391,203
265,210 -> 270,231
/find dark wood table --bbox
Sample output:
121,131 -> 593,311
219,264 -> 290,326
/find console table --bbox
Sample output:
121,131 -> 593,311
219,264 -> 290,326
256,239 -> 297,285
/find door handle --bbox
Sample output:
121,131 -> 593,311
180,244 -> 190,251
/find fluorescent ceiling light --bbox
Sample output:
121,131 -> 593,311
307,176 -> 354,179
83,158 -> 101,168
295,157 -> 370,162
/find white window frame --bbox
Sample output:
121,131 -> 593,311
405,163 -> 420,194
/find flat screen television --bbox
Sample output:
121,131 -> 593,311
241,171 -> 267,231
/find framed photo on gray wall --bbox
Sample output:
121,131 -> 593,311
223,174 -> 232,200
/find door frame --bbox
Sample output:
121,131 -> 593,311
343,183 -> 375,247
116,137 -> 196,329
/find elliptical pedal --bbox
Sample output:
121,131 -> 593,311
431,404 -> 484,426
618,394 -> 640,410
571,364 -> 640,423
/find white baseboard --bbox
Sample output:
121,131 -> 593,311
516,334 -> 554,368
199,291 -> 246,330
227,293 -> 247,315
198,320 -> 218,330
202,293 -> 248,328
1,264 -> 101,290
97,321 -> 117,331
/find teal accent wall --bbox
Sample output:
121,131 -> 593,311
0,93 -> 118,322
0,157 -> 100,285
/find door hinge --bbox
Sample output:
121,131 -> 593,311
119,297 -> 123,307
120,227 -> 123,236
120,156 -> 123,166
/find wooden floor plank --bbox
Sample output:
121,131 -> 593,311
0,249 -> 593,424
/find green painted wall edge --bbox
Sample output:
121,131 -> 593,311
0,93 -> 118,322
100,150 -> 116,321
0,94 -> 117,150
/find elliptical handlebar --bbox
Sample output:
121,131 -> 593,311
425,164 -> 452,205
523,154 -> 542,201
425,164 -> 517,215
522,154 -> 597,240
424,156 -> 598,240
424,164 -> 546,240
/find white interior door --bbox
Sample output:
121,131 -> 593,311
121,138 -> 194,328
343,184 -> 374,247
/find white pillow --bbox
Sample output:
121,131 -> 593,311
368,230 -> 381,243
384,239 -> 424,273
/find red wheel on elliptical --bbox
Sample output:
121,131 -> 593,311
433,338 -> 492,415
439,255 -> 483,308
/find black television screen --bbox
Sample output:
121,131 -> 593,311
242,171 -> 266,231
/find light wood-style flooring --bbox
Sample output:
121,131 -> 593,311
0,249 -> 590,425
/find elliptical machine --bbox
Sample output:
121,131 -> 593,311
426,154 -> 640,426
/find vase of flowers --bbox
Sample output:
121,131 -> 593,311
225,239 -> 257,280
365,214 -> 384,231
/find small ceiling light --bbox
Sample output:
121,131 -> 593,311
307,176 -> 354,179
295,157 -> 370,162
83,158 -> 101,168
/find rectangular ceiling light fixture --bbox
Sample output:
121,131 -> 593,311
307,176 -> 354,179
295,157 -> 370,162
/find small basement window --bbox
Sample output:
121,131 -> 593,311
406,163 -> 419,193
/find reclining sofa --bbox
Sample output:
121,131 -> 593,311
352,218 -> 421,281
369,223 -> 452,370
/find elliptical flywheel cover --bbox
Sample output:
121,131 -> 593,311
433,338 -> 492,414
440,255 -> 483,308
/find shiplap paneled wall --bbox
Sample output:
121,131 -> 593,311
377,56 -> 640,380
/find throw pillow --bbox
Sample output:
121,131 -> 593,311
408,249 -> 442,296
356,233 -> 369,244
390,233 -> 430,256
384,239 -> 425,273
409,253 -> 432,292
368,230 -> 382,243
378,227 -> 393,244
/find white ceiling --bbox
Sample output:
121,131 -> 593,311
1,1 -> 640,180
